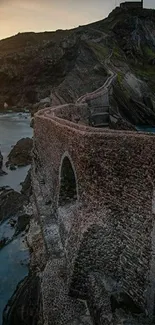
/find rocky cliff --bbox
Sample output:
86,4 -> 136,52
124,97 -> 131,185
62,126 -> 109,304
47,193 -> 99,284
0,151 -> 3,173
1,7 -> 155,125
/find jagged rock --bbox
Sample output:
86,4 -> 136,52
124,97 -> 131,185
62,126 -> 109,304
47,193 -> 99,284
9,164 -> 16,171
111,292 -> 143,315
30,118 -> 34,128
0,150 -> 3,169
21,168 -> 32,199
0,237 -> 7,249
109,115 -> 136,131
0,186 -> 10,191
0,151 -> 7,176
8,218 -> 17,228
111,83 -> 155,127
0,188 -> 26,221
3,274 -> 42,325
0,170 -> 7,176
15,214 -> 30,234
7,138 -> 33,167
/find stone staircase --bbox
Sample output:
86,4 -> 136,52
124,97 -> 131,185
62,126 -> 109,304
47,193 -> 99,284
88,104 -> 109,127
76,53 -> 117,128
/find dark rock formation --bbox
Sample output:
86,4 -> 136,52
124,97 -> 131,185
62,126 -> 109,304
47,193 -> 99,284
9,164 -> 17,171
21,168 -> 32,199
0,8 -> 155,127
0,151 -> 3,169
31,98 -> 51,116
111,84 -> 155,127
3,274 -> 42,325
0,151 -> 7,176
15,214 -> 30,234
109,115 -> 136,131
30,118 -> 34,128
0,237 -> 7,249
0,188 -> 26,221
2,221 -> 46,325
7,138 -> 33,167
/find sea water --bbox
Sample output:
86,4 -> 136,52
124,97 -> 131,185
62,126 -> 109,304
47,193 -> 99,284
0,113 -> 32,190
136,126 -> 155,133
0,113 -> 32,324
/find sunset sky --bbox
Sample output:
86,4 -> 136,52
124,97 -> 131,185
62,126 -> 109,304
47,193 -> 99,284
0,0 -> 154,40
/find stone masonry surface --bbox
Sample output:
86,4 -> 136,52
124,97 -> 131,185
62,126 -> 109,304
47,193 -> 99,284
33,92 -> 155,324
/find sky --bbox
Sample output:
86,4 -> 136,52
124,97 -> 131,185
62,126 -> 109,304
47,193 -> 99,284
0,0 -> 154,40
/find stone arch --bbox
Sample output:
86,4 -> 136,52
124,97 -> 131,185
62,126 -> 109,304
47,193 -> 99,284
58,153 -> 78,206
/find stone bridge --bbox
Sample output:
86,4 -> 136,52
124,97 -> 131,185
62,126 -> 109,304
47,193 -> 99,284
33,97 -> 155,324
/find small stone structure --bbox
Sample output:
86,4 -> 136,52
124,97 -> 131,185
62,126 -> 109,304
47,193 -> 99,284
120,1 -> 143,9
32,78 -> 155,324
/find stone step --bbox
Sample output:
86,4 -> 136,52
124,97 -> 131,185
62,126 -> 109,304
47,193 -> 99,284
91,112 -> 109,117
90,112 -> 109,127
93,123 -> 109,127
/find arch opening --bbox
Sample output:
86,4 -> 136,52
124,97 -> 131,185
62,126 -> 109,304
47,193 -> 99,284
59,156 -> 77,206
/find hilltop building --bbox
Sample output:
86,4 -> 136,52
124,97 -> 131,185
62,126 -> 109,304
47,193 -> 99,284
120,0 -> 143,9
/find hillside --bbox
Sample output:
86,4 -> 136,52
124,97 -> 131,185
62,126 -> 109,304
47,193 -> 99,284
1,7 -> 155,126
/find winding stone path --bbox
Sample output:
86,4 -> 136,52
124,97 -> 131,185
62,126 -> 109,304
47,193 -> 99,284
76,51 -> 117,127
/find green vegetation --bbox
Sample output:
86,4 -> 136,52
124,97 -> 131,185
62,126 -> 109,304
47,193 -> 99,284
113,47 -> 122,59
87,41 -> 109,60
135,65 -> 155,78
117,71 -> 124,84
123,85 -> 131,99
133,63 -> 155,92
116,72 -> 130,98
144,46 -> 155,58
